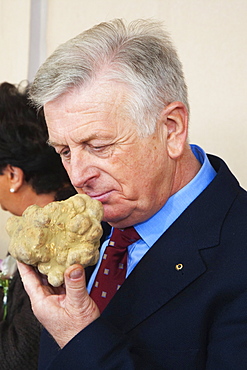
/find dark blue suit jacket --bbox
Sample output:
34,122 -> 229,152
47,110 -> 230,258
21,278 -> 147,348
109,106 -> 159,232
38,155 -> 247,369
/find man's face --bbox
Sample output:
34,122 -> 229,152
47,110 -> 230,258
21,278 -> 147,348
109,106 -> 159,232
44,81 -> 176,228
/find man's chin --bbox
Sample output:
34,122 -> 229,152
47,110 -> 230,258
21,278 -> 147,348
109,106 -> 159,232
101,199 -> 139,228
103,212 -> 133,229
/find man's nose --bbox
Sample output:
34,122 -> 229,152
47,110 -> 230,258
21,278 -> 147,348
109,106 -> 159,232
68,151 -> 99,189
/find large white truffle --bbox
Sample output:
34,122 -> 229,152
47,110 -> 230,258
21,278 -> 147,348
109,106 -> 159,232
6,194 -> 103,287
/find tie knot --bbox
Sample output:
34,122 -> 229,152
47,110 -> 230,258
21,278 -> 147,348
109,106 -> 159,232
109,226 -> 140,249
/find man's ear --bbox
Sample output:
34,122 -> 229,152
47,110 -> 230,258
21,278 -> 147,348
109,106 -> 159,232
5,165 -> 25,192
159,101 -> 189,159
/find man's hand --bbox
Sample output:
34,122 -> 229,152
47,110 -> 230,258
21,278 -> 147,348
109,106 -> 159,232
18,262 -> 100,348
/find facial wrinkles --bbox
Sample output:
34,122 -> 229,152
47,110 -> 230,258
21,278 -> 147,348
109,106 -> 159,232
49,83 -> 128,145
46,85 -> 138,192
45,82 -> 173,227
80,129 -> 140,197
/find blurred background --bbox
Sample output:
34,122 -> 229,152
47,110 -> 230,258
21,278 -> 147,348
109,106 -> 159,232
0,0 -> 246,257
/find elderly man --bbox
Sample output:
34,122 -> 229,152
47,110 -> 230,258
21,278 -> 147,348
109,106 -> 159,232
19,19 -> 247,369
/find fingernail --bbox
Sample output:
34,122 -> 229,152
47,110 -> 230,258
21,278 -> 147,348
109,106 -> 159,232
69,268 -> 83,280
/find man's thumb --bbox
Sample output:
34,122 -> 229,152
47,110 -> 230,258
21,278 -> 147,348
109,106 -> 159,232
64,264 -> 87,309
67,265 -> 84,283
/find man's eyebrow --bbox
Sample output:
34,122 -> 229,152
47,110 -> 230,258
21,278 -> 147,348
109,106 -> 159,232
47,133 -> 105,147
46,139 -> 63,147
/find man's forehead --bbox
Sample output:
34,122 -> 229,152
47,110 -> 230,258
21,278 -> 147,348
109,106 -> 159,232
44,82 -> 124,116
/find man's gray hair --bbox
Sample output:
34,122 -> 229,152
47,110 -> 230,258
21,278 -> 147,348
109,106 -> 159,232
30,18 -> 189,136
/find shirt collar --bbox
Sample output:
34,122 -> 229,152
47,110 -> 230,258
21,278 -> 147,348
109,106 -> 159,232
134,144 -> 216,248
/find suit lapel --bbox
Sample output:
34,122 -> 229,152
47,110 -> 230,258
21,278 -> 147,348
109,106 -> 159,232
102,156 -> 240,331
102,214 -> 207,331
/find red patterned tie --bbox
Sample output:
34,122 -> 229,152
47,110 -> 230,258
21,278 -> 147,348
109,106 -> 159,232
90,227 -> 140,313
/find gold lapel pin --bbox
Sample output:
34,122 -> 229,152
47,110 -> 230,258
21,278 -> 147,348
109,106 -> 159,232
175,263 -> 184,271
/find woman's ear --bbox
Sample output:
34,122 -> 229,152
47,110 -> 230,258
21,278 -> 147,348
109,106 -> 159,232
159,101 -> 189,159
5,165 -> 25,192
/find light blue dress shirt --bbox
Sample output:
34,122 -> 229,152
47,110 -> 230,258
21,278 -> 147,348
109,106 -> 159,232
87,144 -> 216,293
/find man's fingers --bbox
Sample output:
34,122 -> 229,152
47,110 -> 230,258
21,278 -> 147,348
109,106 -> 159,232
17,261 -> 47,299
17,261 -> 37,288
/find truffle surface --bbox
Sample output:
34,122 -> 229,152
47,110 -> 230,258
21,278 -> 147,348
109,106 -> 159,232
6,194 -> 103,287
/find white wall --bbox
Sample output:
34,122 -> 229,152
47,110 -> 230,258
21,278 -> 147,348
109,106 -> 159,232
0,0 -> 31,257
0,0 -> 246,257
0,0 -> 31,83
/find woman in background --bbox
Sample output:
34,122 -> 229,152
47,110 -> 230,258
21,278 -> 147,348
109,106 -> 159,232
0,81 -> 76,369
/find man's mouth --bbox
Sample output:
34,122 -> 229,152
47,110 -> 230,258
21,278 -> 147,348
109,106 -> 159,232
86,190 -> 113,202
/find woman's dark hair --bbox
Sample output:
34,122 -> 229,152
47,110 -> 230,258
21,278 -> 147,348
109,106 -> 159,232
0,82 -> 76,200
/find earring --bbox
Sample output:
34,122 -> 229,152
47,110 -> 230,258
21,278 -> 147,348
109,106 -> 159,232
9,188 -> 15,193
